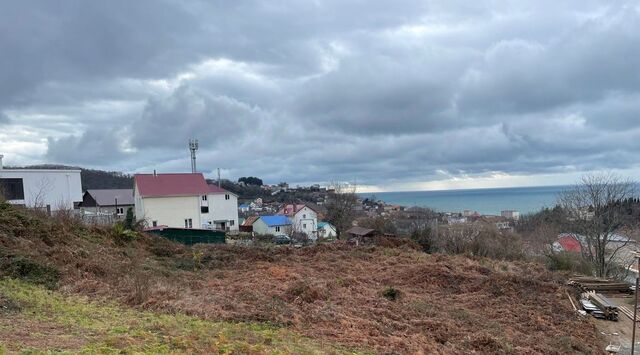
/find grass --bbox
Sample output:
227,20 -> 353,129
0,279 -> 360,354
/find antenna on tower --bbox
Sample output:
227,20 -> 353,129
189,139 -> 199,173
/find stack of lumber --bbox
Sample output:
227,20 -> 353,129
586,291 -> 619,321
618,305 -> 640,322
568,276 -> 632,293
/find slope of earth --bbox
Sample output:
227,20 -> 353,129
0,279 -> 352,354
0,203 -> 602,353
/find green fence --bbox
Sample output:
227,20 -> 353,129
147,228 -> 226,245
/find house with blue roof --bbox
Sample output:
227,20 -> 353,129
252,215 -> 292,236
317,221 -> 337,239
238,203 -> 250,213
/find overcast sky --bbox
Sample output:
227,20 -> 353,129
1,1 -> 639,191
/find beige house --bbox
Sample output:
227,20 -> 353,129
134,172 -> 238,231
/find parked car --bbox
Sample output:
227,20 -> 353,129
274,235 -> 291,245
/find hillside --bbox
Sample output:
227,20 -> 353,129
0,203 -> 602,353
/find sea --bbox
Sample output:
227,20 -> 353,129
358,185 -> 569,216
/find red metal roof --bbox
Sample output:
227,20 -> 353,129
277,203 -> 318,216
208,184 -> 228,193
557,235 -> 582,253
135,173 -> 211,197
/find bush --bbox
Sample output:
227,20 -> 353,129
285,280 -> 328,303
0,255 -> 60,289
381,286 -> 400,301
435,223 -> 525,261
111,222 -> 138,244
545,252 -> 593,275
410,227 -> 435,253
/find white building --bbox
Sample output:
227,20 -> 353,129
277,204 -> 319,240
0,156 -> 82,211
317,222 -> 337,239
252,215 -> 292,237
134,172 -> 239,231
501,210 -> 520,220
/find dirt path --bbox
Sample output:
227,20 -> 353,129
592,296 -> 638,354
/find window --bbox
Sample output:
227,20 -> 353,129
202,195 -> 207,201
230,220 -> 235,226
225,194 -> 230,200
275,226 -> 281,232
201,206 -> 209,213
303,223 -> 307,229
116,207 -> 124,215
184,218 -> 193,228
303,214 -> 306,218
152,221 -> 158,227
0,178 -> 24,200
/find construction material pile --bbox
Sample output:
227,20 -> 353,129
585,291 -> 619,321
569,276 -> 632,294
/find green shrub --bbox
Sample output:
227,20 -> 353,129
111,222 -> 138,244
0,256 -> 60,289
545,252 -> 593,275
381,286 -> 400,301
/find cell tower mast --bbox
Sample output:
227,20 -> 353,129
189,139 -> 199,173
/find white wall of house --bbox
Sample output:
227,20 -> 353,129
0,169 -> 82,211
202,192 -> 239,231
318,224 -> 337,239
291,206 -> 318,238
252,219 -> 290,236
136,194 -> 201,229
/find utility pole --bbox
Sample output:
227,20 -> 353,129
189,139 -> 199,173
632,253 -> 640,354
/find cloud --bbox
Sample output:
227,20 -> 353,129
0,112 -> 9,124
130,85 -> 268,149
4,1 -> 640,188
46,129 -> 129,165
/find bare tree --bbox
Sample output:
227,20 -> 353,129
325,182 -> 358,238
31,176 -> 53,211
558,173 -> 637,277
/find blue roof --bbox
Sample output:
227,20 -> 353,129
260,215 -> 292,227
317,221 -> 331,229
239,203 -> 250,208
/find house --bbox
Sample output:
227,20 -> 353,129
277,203 -> 319,239
345,226 -> 376,245
79,189 -> 134,217
447,216 -> 468,224
238,203 -> 250,213
0,156 -> 82,211
553,233 -> 583,253
252,215 -> 292,237
501,210 -> 521,220
134,172 -> 239,231
317,221 -> 337,239
240,215 -> 259,233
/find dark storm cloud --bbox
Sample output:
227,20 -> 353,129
0,0 -> 201,106
2,0 -> 640,186
131,85 -> 267,149
46,129 -> 128,165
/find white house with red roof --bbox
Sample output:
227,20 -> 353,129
276,203 -> 318,239
134,172 -> 238,231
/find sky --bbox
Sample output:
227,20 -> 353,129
1,1 -> 640,192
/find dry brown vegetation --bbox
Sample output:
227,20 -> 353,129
0,203 -> 603,354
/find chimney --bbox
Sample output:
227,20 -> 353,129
153,169 -> 157,177
0,154 -> 3,170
